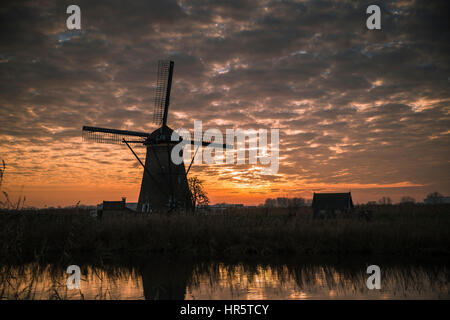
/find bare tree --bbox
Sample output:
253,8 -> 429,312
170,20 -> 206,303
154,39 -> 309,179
424,192 -> 444,204
264,198 -> 276,208
378,197 -> 392,205
188,177 -> 209,210
400,196 -> 415,204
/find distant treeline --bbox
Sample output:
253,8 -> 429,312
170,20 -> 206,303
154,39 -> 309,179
262,192 -> 448,208
264,197 -> 309,208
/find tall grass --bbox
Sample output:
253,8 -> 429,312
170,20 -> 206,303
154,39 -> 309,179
0,205 -> 449,264
0,159 -> 26,210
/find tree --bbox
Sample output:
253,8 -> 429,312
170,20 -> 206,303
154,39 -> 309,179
276,197 -> 289,208
264,197 -> 305,208
400,196 -> 415,204
378,197 -> 392,205
188,177 -> 209,210
424,192 -> 444,204
264,198 -> 276,208
290,197 -> 305,207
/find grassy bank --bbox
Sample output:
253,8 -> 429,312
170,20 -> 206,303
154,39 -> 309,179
0,205 -> 449,264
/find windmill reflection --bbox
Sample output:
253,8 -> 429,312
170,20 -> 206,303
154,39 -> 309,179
137,258 -> 195,300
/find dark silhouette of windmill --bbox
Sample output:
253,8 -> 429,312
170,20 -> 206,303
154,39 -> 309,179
82,60 -> 227,213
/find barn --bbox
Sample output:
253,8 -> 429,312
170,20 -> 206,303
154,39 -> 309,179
312,192 -> 354,218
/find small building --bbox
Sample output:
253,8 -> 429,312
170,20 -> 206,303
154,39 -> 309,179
312,192 -> 354,218
94,197 -> 137,218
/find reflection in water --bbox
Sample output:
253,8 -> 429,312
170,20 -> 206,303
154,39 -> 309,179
188,263 -> 449,299
139,259 -> 195,300
0,260 -> 449,299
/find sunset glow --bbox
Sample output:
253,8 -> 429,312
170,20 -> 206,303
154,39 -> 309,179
1,0 -> 449,207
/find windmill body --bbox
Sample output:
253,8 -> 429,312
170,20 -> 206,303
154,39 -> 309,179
137,125 -> 192,212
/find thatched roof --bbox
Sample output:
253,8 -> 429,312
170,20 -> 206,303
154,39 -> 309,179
312,192 -> 354,210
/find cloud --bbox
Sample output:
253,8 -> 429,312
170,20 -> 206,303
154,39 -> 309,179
0,0 -> 449,206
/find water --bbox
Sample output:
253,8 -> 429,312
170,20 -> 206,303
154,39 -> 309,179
1,259 -> 449,299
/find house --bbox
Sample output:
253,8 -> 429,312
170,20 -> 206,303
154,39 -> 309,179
94,197 -> 138,218
312,192 -> 354,218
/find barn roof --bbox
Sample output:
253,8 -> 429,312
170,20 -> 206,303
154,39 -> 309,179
312,192 -> 354,210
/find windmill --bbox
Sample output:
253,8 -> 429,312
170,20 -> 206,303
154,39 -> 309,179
82,60 -> 226,213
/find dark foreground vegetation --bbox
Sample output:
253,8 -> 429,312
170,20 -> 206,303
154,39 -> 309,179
1,205 -> 449,264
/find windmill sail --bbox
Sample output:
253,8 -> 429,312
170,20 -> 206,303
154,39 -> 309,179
153,60 -> 174,126
186,139 -> 231,149
82,126 -> 149,145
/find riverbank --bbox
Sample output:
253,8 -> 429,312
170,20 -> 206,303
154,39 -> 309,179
1,205 -> 449,264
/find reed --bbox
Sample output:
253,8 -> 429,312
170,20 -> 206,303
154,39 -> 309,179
0,205 -> 449,264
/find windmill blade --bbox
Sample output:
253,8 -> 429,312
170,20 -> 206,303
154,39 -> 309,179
182,139 -> 232,180
187,140 -> 232,149
184,140 -> 232,177
82,126 -> 149,145
153,60 -> 174,126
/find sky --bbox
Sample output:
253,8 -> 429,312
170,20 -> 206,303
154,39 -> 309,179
0,0 -> 449,207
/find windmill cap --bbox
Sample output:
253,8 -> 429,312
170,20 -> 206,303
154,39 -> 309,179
147,125 -> 178,144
